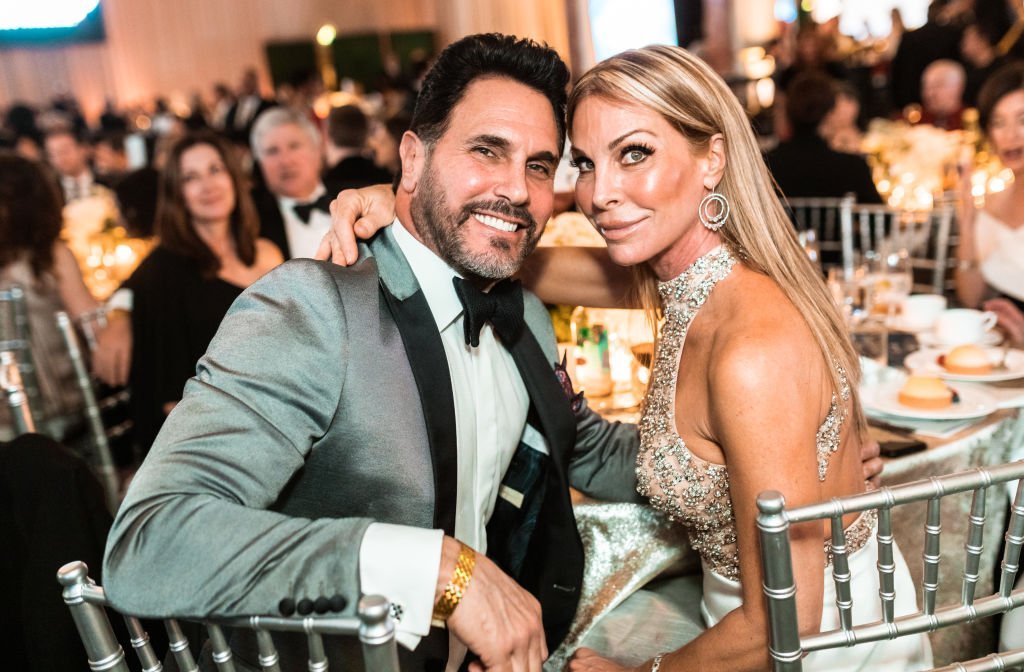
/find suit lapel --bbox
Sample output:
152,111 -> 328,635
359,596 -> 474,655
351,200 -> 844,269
371,230 -> 459,537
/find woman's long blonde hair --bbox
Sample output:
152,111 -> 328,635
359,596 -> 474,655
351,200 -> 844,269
567,44 -> 866,435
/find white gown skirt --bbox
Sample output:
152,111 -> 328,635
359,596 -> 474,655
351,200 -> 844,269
701,535 -> 933,670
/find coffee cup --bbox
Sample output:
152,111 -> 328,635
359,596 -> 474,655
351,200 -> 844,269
933,308 -> 998,345
899,294 -> 947,330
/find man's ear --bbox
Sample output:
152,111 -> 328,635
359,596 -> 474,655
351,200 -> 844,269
702,133 -> 727,190
398,131 -> 427,194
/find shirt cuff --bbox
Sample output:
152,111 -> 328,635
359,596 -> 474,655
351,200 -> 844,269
359,523 -> 444,650
106,288 -> 134,312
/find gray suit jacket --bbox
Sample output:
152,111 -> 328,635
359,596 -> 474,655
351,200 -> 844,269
104,226 -> 641,668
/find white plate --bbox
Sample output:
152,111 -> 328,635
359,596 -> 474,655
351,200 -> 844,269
917,330 -> 1003,348
860,379 -> 998,420
904,347 -> 1024,382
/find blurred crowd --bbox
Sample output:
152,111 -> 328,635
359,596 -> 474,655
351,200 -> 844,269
0,59 -> 423,466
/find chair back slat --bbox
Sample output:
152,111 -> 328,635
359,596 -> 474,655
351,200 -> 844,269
828,512 -> 854,631
165,619 -> 198,671
923,497 -> 942,615
961,487 -> 987,606
1000,477 -> 1024,599
1,350 -> 37,434
57,560 -> 401,671
55,311 -> 120,512
307,631 -> 328,671
876,505 -> 896,623
206,623 -> 236,671
124,615 -> 162,672
57,562 -> 131,672
756,490 -> 803,670
254,629 -> 282,672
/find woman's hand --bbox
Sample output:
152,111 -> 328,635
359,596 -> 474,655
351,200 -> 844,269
315,184 -> 397,265
568,648 -> 637,672
984,298 -> 1024,348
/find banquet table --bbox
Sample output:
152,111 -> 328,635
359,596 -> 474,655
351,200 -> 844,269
555,381 -> 1024,669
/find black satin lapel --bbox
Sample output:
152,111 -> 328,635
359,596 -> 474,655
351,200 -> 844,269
380,283 -> 459,536
508,332 -> 576,474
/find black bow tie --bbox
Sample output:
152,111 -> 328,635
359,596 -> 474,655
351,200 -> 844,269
292,194 -> 333,224
453,277 -> 525,348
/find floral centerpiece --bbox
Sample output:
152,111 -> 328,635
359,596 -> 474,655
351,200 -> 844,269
862,119 -> 963,210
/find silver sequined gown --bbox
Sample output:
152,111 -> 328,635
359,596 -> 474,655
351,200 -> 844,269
636,245 -> 932,670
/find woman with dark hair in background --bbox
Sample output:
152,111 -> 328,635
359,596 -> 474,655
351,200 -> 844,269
957,61 -> 1024,326
0,152 -> 99,440
126,131 -> 282,451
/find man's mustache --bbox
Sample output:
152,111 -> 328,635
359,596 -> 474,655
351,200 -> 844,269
459,200 -> 537,232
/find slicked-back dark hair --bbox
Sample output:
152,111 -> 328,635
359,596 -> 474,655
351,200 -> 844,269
410,33 -> 569,151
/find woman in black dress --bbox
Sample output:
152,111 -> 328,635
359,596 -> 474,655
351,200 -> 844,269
128,132 -> 282,451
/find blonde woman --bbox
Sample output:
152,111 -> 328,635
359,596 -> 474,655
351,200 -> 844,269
557,45 -> 929,672
318,45 -> 927,672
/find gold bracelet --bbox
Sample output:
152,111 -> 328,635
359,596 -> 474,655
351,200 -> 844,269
432,541 -> 476,622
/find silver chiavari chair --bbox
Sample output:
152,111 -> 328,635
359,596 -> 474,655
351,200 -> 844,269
0,285 -> 44,426
57,560 -> 401,672
839,203 -> 958,296
1,349 -> 37,434
786,194 -> 856,272
55,311 -> 120,512
758,460 -> 1024,671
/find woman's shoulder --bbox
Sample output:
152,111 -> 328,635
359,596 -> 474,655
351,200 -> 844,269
980,193 -> 1014,227
709,271 -> 818,386
254,237 -> 285,270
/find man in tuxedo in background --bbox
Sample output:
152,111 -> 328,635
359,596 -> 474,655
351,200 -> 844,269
249,107 -> 343,259
224,67 -> 275,145
323,104 -> 393,190
104,33 -> 642,671
44,129 -> 108,203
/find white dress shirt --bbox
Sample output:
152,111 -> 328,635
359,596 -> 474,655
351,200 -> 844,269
61,172 -> 95,202
359,219 -> 532,669
277,184 -> 332,259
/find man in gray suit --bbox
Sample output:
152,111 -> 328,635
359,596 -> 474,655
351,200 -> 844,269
104,34 -> 640,672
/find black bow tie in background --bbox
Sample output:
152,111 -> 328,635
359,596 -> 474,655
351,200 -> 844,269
453,277 -> 525,347
292,194 -> 334,224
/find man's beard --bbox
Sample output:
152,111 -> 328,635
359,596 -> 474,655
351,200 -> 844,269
410,160 -> 541,281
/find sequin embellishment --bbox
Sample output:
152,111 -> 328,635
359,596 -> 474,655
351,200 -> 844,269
636,245 -> 869,581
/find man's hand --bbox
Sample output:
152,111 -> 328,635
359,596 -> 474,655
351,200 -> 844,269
860,438 -> 883,489
984,298 -> 1024,348
92,310 -> 132,386
316,184 -> 397,265
439,537 -> 547,672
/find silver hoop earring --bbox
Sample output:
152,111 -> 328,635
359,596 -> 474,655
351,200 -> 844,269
698,190 -> 730,232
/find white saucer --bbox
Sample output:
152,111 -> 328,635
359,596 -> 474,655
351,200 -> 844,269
904,347 -> 1024,382
886,316 -> 933,334
860,379 -> 998,421
916,330 -> 1003,348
